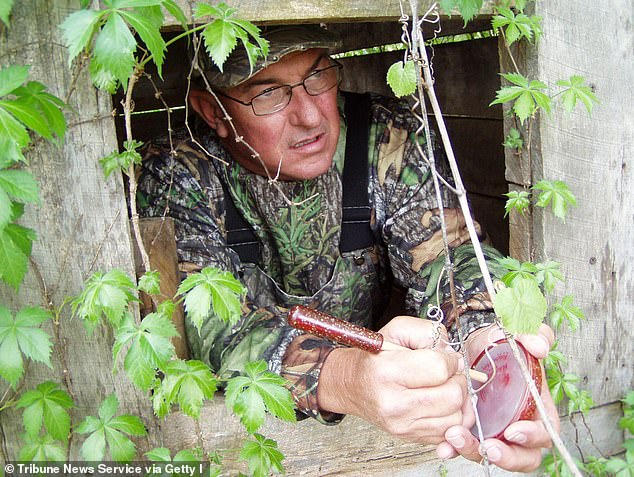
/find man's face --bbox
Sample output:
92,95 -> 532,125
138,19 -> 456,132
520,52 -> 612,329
216,49 -> 341,181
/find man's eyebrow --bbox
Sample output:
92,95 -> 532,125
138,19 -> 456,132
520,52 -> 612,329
240,54 -> 330,91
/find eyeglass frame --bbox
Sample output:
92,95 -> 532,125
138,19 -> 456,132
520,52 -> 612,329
214,59 -> 343,116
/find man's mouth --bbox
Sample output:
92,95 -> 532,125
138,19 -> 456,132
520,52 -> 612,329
292,134 -> 323,149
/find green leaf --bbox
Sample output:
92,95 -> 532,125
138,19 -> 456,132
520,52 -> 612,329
113,312 -> 177,390
0,169 -> 40,204
567,388 -> 594,415
439,0 -> 484,24
89,57 -> 119,93
534,260 -> 564,293
146,447 -> 172,461
502,127 -> 523,150
224,360 -> 296,434
493,277 -> 547,335
156,360 -> 217,418
92,12 -> 137,89
177,267 -> 245,331
556,75 -> 599,114
0,105 -> 30,149
619,410 -> 634,434
12,82 -> 67,142
194,2 -> 268,73
138,270 -> 161,295
533,180 -> 577,221
145,447 -> 205,477
549,295 -> 584,331
386,60 -> 417,98
545,347 -> 567,372
0,305 -> 53,387
605,452 -> 634,476
118,7 -> 166,76
16,381 -> 74,442
109,414 -> 147,436
547,370 -> 579,405
492,7 -> 536,45
161,0 -> 188,28
0,98 -> 52,140
623,390 -> 634,409
77,393 -> 146,462
60,8 -> 104,66
0,222 -> 35,289
239,433 -> 285,477
503,190 -> 530,217
585,456 -> 609,477
490,73 -> 550,123
0,65 -> 29,97
18,433 -> 67,462
72,269 -> 138,330
100,139 -> 143,178
496,256 -> 538,287
201,19 -> 238,72
0,0 -> 14,27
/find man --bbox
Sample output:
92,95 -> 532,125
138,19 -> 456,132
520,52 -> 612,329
138,25 -> 558,472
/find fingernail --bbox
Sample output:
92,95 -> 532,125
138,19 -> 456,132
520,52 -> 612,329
456,357 -> 465,372
524,335 -> 549,356
507,432 -> 527,444
483,445 -> 501,462
436,445 -> 454,460
447,434 -> 465,449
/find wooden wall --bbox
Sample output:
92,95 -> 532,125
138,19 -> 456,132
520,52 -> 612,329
0,0 -> 631,475
0,0 -> 163,460
503,0 -> 633,437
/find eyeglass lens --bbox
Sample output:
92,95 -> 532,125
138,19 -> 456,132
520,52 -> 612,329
251,64 -> 341,115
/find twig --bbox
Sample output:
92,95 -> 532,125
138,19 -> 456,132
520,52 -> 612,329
123,67 -> 151,275
404,3 -> 491,474
411,5 -> 583,475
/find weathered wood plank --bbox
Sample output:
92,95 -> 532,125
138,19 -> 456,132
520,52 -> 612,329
137,218 -> 189,360
168,0 -> 495,25
162,398 -> 626,475
0,0 -> 162,460
521,0 -> 634,405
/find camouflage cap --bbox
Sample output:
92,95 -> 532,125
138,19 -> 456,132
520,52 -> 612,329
197,25 -> 342,89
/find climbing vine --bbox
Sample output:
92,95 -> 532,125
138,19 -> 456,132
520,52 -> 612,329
0,2 -> 294,476
0,0 -> 630,476
385,1 -> 630,476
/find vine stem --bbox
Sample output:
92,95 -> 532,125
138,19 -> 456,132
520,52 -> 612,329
410,3 -> 582,476
405,4 -> 490,474
123,67 -> 151,275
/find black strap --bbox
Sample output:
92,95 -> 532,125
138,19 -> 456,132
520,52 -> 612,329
223,184 -> 261,263
225,92 -> 375,262
340,92 -> 374,253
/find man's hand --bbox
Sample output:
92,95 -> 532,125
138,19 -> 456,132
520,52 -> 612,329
436,323 -> 559,472
317,316 -> 473,444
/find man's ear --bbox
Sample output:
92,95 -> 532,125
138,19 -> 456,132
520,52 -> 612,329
188,89 -> 230,138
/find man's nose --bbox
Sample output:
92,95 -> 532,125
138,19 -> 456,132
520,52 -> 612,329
287,86 -> 321,127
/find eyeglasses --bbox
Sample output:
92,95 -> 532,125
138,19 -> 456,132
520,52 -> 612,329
216,60 -> 343,116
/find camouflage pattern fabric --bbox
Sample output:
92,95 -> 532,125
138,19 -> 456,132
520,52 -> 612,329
137,93 -> 505,423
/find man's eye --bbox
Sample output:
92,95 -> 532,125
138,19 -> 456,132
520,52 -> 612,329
310,69 -> 325,79
257,87 -> 280,99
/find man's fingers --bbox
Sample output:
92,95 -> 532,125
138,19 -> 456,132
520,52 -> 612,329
503,420 -> 553,449
436,441 -> 458,460
443,426 -> 481,460
516,323 -> 555,359
381,315 -> 449,350
442,424 -> 552,472
480,440 -> 544,472
395,349 -> 462,387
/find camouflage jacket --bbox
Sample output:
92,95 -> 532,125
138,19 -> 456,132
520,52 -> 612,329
138,93 -> 504,423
